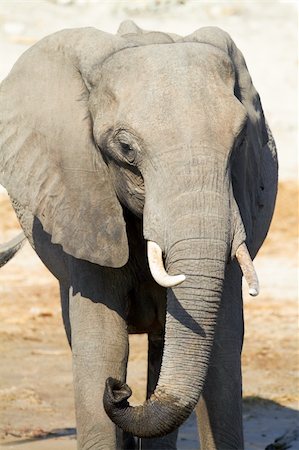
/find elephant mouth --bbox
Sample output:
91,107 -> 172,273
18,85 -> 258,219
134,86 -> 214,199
147,239 -> 259,296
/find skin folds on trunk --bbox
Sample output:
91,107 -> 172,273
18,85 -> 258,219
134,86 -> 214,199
104,150 -> 236,437
104,238 -> 227,438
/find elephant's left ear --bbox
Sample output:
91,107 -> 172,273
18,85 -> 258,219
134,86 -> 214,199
0,28 -> 129,267
184,27 -> 268,148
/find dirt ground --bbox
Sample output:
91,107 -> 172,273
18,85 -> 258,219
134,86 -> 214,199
0,181 -> 298,449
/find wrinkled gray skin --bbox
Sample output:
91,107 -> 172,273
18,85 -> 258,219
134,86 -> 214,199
0,20 -> 277,450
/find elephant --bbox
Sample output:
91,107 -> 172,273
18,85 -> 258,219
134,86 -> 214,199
0,20 -> 278,450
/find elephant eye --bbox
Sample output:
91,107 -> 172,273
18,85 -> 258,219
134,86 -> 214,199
120,143 -> 132,154
119,141 -> 136,163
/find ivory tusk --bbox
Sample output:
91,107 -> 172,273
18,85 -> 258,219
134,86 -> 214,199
147,241 -> 186,288
0,232 -> 26,268
236,243 -> 259,296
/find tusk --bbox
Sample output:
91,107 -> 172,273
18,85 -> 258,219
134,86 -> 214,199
236,243 -> 259,296
147,241 -> 186,288
0,232 -> 26,268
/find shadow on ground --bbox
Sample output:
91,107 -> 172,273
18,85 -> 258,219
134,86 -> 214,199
179,398 -> 299,449
242,397 -> 299,450
1,398 -> 298,449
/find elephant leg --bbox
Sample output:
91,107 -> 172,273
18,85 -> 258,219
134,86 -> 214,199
60,282 -> 71,347
69,262 -> 129,450
141,333 -> 178,450
196,261 -> 244,450
122,432 -> 136,450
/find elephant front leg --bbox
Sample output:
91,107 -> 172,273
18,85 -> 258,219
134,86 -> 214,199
196,262 -> 244,450
69,286 -> 129,450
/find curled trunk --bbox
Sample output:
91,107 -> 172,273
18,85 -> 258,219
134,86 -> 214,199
104,238 -> 227,438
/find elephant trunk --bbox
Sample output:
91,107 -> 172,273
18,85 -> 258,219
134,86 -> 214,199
104,236 -> 227,438
103,152 -> 253,437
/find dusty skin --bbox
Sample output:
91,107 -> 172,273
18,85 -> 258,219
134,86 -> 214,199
0,181 -> 298,449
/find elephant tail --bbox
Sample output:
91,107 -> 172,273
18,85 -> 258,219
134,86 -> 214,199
0,232 -> 26,268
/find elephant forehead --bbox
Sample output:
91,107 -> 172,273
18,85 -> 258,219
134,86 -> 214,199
100,42 -> 235,100
96,43 -> 241,146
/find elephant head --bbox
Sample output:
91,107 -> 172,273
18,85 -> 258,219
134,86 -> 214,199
0,23 -> 268,437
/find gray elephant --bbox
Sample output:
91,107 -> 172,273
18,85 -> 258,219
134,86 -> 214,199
0,20 -> 277,450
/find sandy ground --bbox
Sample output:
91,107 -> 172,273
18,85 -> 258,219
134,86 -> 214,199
0,1 -> 298,449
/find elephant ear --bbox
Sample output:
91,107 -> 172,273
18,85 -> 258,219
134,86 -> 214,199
185,27 -> 268,147
184,27 -> 271,244
0,28 -> 130,267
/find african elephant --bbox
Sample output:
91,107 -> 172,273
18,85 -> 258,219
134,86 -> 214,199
0,20 -> 278,450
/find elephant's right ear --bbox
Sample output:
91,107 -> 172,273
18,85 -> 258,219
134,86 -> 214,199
0,28 -> 130,267
184,27 -> 268,148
